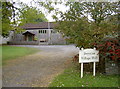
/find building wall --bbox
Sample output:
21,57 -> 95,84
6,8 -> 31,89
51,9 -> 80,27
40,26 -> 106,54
50,33 -> 66,44
9,29 -> 66,45
15,34 -> 24,41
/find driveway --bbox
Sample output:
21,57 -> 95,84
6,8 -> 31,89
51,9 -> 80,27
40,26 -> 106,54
2,45 -> 79,87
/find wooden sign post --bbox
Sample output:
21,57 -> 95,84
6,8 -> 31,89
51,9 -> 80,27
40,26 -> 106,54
79,48 -> 99,78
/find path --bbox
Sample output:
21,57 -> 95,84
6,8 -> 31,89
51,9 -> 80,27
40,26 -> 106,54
2,45 -> 79,87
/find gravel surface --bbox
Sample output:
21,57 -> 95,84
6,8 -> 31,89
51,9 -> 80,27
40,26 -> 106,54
2,45 -> 79,87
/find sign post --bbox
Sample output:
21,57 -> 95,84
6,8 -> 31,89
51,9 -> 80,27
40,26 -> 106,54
79,48 -> 99,78
93,62 -> 96,76
81,63 -> 83,78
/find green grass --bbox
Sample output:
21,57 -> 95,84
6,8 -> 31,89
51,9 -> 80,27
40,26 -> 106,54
1,45 -> 39,65
49,63 -> 119,87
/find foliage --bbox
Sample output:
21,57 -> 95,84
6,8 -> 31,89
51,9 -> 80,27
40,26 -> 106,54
40,2 -> 119,48
1,1 -> 25,36
1,1 -> 48,36
94,37 -> 120,61
57,18 -> 117,48
18,5 -> 48,26
1,2 -> 14,37
64,2 -> 118,24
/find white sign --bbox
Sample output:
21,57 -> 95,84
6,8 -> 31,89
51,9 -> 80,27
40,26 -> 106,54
79,48 -> 99,78
79,48 -> 99,63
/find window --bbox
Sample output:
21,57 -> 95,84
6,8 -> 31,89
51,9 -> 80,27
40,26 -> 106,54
39,30 -> 47,34
41,30 -> 42,33
45,30 -> 46,33
39,30 -> 40,33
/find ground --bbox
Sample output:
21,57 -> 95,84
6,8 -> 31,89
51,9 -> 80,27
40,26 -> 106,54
2,45 -> 79,87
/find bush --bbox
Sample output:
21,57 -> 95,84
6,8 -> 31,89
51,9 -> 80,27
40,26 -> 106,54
94,37 -> 120,61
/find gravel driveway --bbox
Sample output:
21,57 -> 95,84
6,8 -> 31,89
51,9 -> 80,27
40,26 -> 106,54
2,45 -> 79,87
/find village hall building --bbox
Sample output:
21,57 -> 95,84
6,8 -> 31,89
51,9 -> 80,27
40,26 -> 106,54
9,22 -> 66,45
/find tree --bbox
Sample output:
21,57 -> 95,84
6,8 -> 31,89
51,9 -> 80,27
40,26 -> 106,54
1,2 -> 14,37
19,5 -> 48,26
1,1 -> 48,37
49,2 -> 119,48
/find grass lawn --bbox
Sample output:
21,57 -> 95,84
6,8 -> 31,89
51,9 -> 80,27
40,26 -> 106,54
49,62 -> 119,87
1,45 -> 39,65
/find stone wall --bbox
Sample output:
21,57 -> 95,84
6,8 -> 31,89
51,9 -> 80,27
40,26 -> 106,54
105,60 -> 120,75
8,41 -> 39,45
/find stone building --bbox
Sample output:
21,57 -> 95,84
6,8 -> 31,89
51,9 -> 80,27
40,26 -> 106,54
9,22 -> 66,45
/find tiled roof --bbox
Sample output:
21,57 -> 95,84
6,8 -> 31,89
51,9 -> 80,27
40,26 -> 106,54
22,31 -> 35,35
20,22 -> 57,30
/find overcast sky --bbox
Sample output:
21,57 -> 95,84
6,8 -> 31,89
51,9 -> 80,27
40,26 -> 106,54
12,0 -> 69,22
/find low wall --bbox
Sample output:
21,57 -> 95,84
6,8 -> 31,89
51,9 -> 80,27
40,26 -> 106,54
8,40 -> 67,45
105,60 -> 120,75
8,41 -> 39,45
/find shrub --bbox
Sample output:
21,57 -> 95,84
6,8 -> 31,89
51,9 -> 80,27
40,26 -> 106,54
94,37 -> 120,61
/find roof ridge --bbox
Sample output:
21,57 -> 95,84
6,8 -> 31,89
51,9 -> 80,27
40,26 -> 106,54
20,22 -> 57,30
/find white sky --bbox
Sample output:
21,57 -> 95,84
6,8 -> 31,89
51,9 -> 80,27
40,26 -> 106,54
11,0 -> 119,22
12,0 -> 69,22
